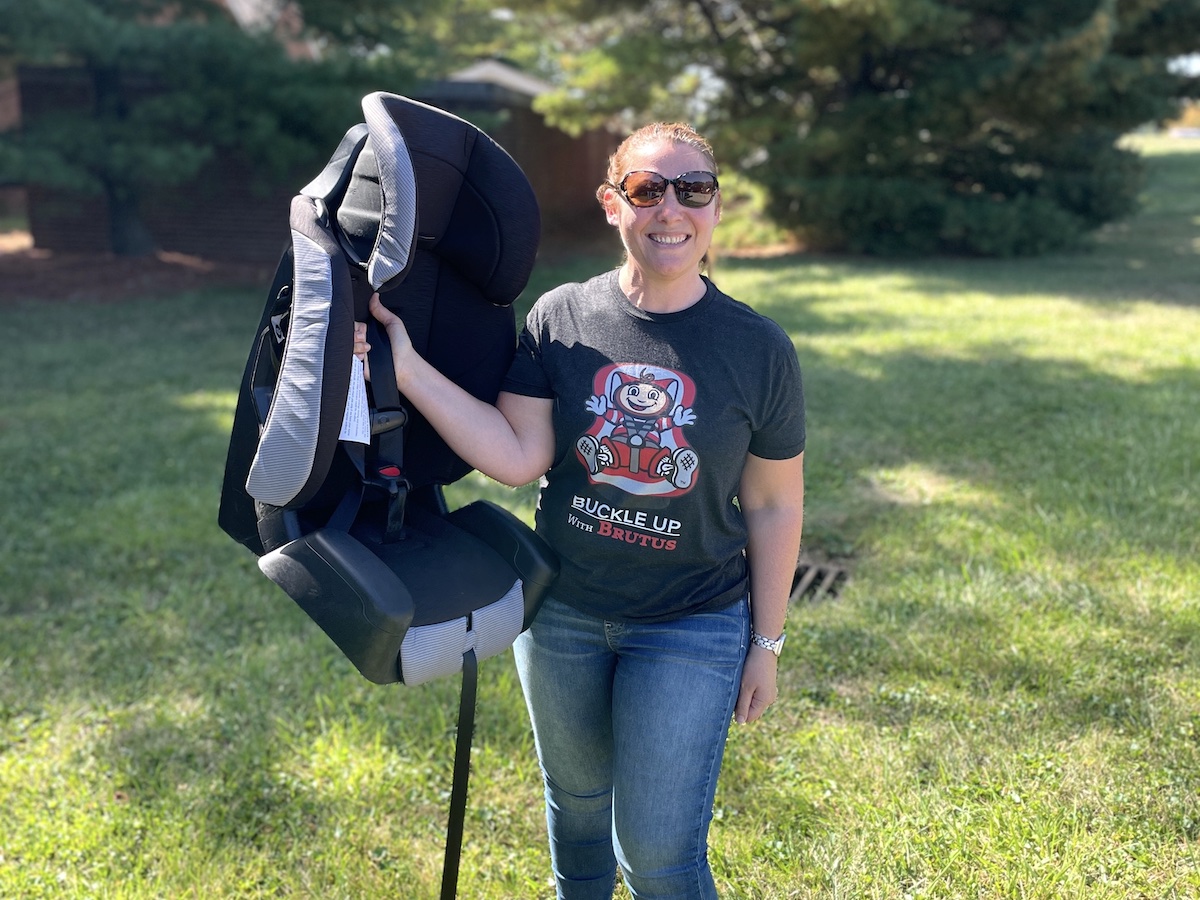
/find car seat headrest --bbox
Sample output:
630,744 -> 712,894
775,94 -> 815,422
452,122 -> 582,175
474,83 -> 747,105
302,92 -> 539,305
376,92 -> 540,306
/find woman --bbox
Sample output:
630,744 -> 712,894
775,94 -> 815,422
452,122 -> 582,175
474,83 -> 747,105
357,122 -> 805,899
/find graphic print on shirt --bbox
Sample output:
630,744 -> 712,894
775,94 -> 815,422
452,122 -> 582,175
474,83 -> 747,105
575,363 -> 699,497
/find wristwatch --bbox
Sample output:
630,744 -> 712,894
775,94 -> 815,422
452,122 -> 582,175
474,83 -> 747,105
750,629 -> 786,657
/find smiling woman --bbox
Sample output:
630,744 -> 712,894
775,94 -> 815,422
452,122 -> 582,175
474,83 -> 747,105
594,122 -> 724,312
359,120 -> 806,899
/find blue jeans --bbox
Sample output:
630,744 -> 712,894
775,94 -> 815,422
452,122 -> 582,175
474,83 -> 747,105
513,595 -> 750,900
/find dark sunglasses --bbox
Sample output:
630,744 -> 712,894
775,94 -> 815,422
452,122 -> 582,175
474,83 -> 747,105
613,170 -> 720,209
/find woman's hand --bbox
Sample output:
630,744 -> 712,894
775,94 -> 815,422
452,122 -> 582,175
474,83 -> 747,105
735,645 -> 779,725
354,294 -> 418,386
368,292 -> 417,387
353,291 -> 554,487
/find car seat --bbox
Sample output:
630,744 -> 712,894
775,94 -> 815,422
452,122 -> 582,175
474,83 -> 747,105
217,92 -> 557,899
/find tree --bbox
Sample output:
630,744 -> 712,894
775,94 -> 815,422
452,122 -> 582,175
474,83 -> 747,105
293,0 -> 512,68
0,0 -> 401,255
511,0 -> 1200,255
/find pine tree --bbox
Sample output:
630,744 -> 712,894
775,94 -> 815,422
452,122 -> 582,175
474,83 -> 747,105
516,0 -> 1200,255
0,0 -> 388,255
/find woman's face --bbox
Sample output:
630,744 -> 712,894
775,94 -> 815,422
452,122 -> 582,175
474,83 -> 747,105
602,139 -> 720,286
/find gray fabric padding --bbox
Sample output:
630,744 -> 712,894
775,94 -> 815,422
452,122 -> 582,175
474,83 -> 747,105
299,123 -> 370,203
362,92 -> 418,290
399,579 -> 525,685
245,230 -> 333,507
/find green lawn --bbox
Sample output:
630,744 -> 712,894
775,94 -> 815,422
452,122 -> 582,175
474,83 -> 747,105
2,136 -> 1198,899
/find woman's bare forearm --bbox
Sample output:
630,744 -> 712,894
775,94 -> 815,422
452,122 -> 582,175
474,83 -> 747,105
394,352 -> 554,487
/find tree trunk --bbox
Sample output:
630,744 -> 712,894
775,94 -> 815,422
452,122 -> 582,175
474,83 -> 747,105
92,63 -> 156,257
104,183 -> 156,257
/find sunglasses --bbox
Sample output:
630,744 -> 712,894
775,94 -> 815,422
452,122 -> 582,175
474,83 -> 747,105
613,170 -> 720,209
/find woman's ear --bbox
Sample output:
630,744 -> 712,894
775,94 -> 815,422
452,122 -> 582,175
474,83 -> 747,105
601,187 -> 621,226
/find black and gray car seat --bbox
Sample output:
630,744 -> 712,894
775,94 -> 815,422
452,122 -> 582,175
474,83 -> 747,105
217,92 -> 557,899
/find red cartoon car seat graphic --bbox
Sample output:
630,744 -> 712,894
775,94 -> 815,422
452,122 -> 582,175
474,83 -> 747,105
575,363 -> 699,497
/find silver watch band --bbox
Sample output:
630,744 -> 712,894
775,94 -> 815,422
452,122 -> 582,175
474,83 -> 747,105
750,629 -> 786,656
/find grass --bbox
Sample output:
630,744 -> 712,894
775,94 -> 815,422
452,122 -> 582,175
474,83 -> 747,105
2,135 -> 1198,899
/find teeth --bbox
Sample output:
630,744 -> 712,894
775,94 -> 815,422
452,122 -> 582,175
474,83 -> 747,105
652,234 -> 687,245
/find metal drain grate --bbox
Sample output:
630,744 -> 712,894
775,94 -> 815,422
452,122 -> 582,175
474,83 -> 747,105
789,560 -> 848,603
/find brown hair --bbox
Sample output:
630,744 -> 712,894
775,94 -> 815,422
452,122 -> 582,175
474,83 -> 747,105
595,122 -> 719,205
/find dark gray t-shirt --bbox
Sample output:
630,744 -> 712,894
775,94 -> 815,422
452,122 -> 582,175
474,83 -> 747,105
502,269 -> 805,622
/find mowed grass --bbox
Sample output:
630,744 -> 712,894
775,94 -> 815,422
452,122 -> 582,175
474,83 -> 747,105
1,135 -> 1198,898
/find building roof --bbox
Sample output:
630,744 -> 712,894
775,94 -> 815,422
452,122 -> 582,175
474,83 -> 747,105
447,60 -> 552,98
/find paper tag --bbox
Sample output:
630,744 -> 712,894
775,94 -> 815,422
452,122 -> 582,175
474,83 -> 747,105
339,357 -> 372,444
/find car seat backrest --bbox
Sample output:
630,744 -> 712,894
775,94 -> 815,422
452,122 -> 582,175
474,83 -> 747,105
217,90 -> 555,687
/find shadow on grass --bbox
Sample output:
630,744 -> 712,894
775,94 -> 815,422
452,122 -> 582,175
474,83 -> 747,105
780,342 -> 1199,792
799,343 -> 1200,559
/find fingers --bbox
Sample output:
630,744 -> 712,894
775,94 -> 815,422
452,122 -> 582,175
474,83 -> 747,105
735,651 -> 779,725
736,685 -> 773,725
746,691 -> 772,724
353,321 -> 370,360
734,690 -> 752,726
366,292 -> 416,386
369,291 -> 394,325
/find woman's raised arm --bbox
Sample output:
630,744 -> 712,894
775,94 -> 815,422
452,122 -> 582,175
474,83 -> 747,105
359,293 -> 555,487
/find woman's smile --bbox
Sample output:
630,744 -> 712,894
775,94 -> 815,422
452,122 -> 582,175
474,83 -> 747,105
649,232 -> 689,245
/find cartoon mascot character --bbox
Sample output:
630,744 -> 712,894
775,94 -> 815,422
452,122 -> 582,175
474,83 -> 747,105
575,364 -> 699,496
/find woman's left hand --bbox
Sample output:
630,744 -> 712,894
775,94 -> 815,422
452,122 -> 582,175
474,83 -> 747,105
735,646 -> 778,725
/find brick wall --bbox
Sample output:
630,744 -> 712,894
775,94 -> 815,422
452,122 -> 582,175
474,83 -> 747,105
143,158 -> 295,262
25,186 -> 108,252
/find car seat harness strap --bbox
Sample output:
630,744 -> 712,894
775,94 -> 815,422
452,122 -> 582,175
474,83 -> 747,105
364,318 -> 411,542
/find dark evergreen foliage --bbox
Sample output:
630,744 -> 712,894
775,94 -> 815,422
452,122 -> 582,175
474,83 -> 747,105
518,0 -> 1200,256
0,0 -> 395,255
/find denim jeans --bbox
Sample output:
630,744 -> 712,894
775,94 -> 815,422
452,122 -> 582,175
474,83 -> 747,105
513,595 -> 750,900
